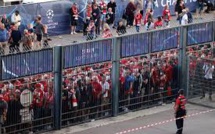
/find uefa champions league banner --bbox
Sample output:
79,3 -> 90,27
151,28 -> 179,52
121,33 -> 149,58
1,49 -> 53,80
187,22 -> 213,46
0,0 -> 198,36
64,39 -> 112,68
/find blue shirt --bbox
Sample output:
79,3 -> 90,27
0,29 -> 8,42
125,75 -> 134,90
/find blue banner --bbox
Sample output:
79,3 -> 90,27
0,0 -> 198,36
64,40 -> 112,68
187,22 -> 213,46
151,28 -> 179,52
121,33 -> 149,58
1,49 -> 53,80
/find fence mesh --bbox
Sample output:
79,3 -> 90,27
0,73 -> 54,134
61,62 -> 112,127
187,43 -> 215,108
119,49 -> 179,114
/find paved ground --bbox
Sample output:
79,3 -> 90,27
44,102 -> 215,134
49,13 -> 215,47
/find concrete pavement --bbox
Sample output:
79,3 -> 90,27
44,103 -> 215,134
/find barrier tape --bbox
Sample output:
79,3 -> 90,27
115,109 -> 215,134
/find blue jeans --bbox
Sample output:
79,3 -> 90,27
136,26 -> 140,32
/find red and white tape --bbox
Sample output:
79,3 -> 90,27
116,109 -> 215,134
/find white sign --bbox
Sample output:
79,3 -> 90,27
20,89 -> 33,107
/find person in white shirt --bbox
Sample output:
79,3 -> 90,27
181,9 -> 188,25
11,10 -> 22,28
100,76 -> 110,116
201,61 -> 214,101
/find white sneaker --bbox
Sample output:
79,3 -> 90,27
74,32 -> 77,34
71,32 -> 74,35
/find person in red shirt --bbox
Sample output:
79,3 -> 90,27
154,16 -> 163,29
86,2 -> 92,21
134,9 -> 142,32
162,4 -> 171,27
32,83 -> 44,119
174,89 -> 186,134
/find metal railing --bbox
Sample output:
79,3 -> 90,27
0,19 -> 214,133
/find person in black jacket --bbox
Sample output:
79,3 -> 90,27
116,20 -> 126,35
9,24 -> 22,53
107,0 -> 117,27
106,8 -> 114,26
92,4 -> 101,36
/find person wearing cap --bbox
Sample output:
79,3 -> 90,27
174,89 -> 187,134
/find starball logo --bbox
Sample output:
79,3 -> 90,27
46,9 -> 54,19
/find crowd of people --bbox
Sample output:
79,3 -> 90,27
187,43 -> 215,101
0,48 -> 180,133
0,11 -> 50,54
72,0 -> 215,39
0,0 -> 214,133
0,0 -> 214,52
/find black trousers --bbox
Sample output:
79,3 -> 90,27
176,109 -> 186,134
202,78 -> 212,97
175,109 -> 186,134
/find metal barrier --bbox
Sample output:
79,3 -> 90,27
0,20 -> 214,133
118,50 -> 179,114
61,39 -> 112,127
0,73 -> 54,134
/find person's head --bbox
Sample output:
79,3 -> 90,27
87,1 -> 92,5
157,16 -> 162,21
27,23 -> 33,29
24,29 -> 28,35
119,20 -> 123,26
103,23 -> 110,30
178,89 -> 184,95
129,0 -> 134,3
93,4 -> 98,9
3,14 -> 6,19
186,7 -> 189,12
182,9 -> 187,14
111,0 -> 115,2
108,7 -> 112,12
164,4 -> 169,10
73,2 -> 77,6
15,10 -> 19,16
9,93 -> 15,100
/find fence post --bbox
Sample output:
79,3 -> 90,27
53,46 -> 62,130
111,37 -> 120,117
213,20 -> 215,42
178,26 -> 188,97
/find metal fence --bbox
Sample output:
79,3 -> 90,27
0,20 -> 214,133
